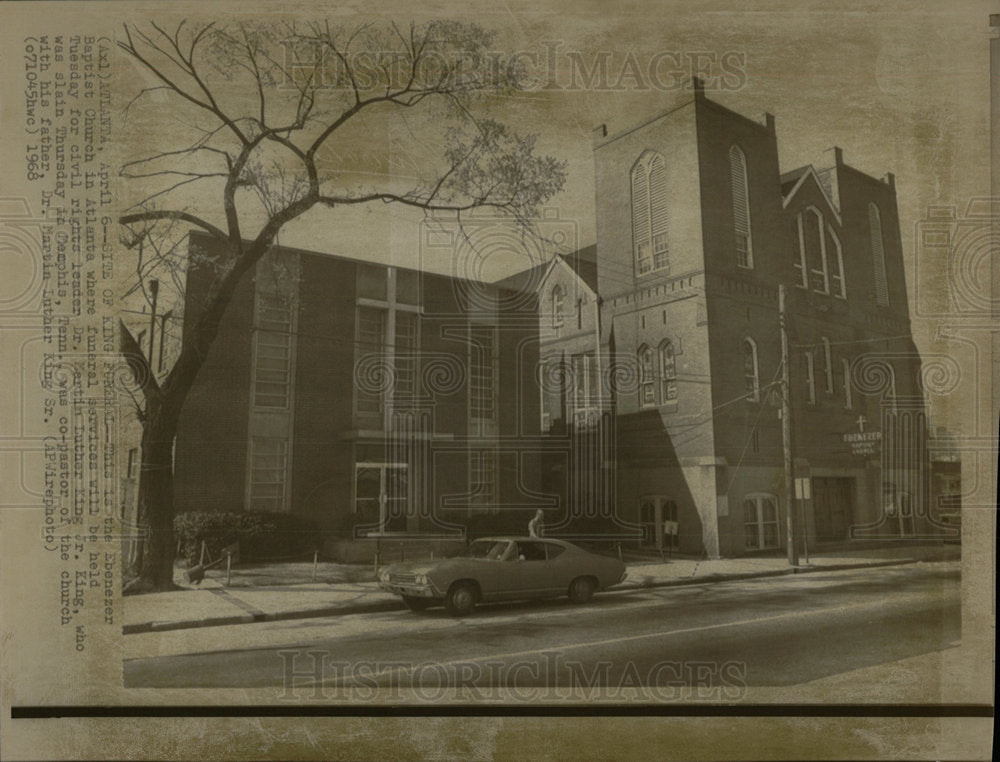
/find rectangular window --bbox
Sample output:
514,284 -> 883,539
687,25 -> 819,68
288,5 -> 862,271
469,325 -> 497,433
126,448 -> 138,479
822,338 -> 833,394
744,495 -> 779,549
805,351 -> 816,405
356,306 -> 386,417
249,437 -> 287,512
572,352 -> 598,410
394,311 -> 418,406
660,343 -> 677,402
639,349 -> 655,407
653,233 -> 669,270
253,294 -> 293,408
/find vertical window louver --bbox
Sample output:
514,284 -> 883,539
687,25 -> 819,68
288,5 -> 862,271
869,203 -> 889,306
631,152 -> 668,275
730,145 -> 753,268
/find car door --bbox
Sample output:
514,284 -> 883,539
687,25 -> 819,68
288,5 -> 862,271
543,542 -> 577,591
476,540 -> 521,601
511,541 -> 557,598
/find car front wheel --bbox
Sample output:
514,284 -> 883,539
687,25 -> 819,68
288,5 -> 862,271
402,596 -> 433,612
445,582 -> 478,616
568,576 -> 596,604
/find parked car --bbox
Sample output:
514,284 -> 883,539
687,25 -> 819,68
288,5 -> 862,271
377,536 -> 628,615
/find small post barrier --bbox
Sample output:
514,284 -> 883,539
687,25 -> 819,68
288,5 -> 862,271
616,542 -> 623,562
225,550 -> 232,587
312,550 -> 319,582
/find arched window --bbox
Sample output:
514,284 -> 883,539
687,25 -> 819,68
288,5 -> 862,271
551,285 -> 564,329
659,339 -> 677,402
792,216 -> 808,288
805,207 -> 828,293
869,203 -> 889,306
729,145 -> 753,268
638,344 -> 655,406
631,152 -> 669,275
743,338 -> 759,402
828,226 -> 846,298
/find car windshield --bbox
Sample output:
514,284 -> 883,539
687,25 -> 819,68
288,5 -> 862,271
467,540 -> 510,560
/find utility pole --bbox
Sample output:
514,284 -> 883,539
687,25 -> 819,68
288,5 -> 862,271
779,285 -> 800,566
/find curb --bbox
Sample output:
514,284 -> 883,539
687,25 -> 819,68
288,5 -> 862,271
615,557 -> 931,593
123,556 -> 956,635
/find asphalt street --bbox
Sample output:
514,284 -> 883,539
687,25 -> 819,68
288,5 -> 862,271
124,562 -> 960,698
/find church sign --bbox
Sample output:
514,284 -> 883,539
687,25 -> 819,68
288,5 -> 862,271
842,416 -> 881,456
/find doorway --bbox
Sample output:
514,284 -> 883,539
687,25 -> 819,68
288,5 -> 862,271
812,477 -> 854,542
354,462 -> 409,535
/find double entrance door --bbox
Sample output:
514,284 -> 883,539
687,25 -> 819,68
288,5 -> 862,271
354,462 -> 409,535
639,496 -> 679,550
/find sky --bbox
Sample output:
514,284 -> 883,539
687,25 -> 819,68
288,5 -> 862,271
110,1 -> 992,430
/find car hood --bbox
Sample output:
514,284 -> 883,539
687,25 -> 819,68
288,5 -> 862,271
381,560 -> 442,575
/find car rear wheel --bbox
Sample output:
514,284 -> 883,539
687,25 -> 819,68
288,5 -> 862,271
445,582 -> 477,616
402,596 -> 433,612
568,576 -> 596,604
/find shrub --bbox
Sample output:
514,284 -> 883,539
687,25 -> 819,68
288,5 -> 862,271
174,511 -> 321,565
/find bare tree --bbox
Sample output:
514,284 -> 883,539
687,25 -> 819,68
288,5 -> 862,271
117,19 -> 567,591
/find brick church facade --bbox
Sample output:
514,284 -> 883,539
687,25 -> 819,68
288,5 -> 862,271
153,80 -> 946,560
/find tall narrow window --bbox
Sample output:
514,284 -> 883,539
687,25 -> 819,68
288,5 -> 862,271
394,311 -> 418,406
631,152 -> 669,275
805,208 -> 828,293
551,285 -> 565,329
822,337 -> 833,394
254,294 -> 293,408
805,351 -> 816,404
842,357 -> 853,409
638,345 -> 655,407
659,340 -> 677,402
743,338 -> 759,402
469,325 -> 498,435
249,437 -> 288,512
793,216 -> 808,288
828,226 -> 846,298
869,202 -> 889,306
355,306 -> 386,416
572,352 -> 598,410
730,145 -> 753,268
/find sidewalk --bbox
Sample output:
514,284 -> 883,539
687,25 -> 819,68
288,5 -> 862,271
122,544 -> 959,635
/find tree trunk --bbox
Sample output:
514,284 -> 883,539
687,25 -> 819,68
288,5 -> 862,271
129,404 -> 179,592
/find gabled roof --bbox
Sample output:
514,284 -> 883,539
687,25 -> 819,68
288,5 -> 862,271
495,248 -> 598,300
495,261 -> 550,294
781,164 -> 842,225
